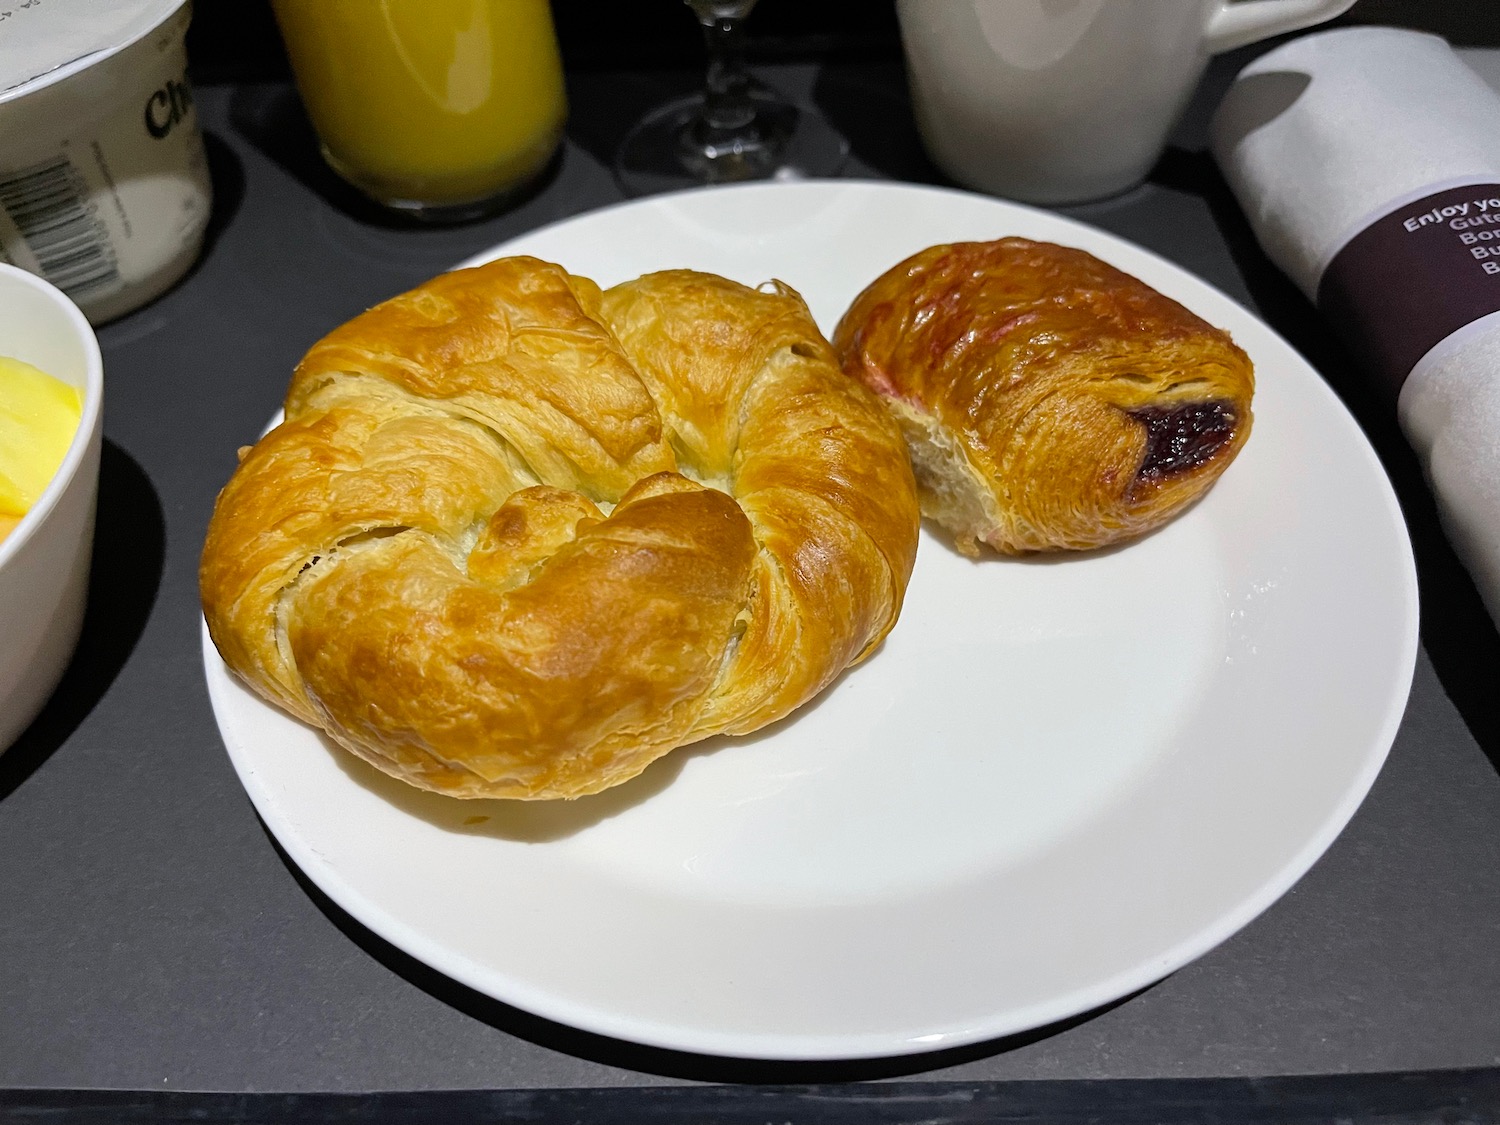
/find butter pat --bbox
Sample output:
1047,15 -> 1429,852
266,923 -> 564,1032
0,356 -> 82,538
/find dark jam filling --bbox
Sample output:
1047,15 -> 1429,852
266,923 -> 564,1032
1129,400 -> 1237,485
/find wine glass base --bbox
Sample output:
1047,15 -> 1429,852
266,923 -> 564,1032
614,88 -> 850,198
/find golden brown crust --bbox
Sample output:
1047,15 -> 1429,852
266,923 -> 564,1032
200,257 -> 918,799
833,238 -> 1254,554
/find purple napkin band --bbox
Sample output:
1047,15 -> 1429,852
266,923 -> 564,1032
1318,182 -> 1500,401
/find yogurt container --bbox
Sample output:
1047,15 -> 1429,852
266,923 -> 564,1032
0,0 -> 212,324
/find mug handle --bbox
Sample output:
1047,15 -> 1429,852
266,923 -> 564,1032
1203,0 -> 1358,55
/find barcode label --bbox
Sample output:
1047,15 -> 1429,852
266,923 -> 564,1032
0,155 -> 121,299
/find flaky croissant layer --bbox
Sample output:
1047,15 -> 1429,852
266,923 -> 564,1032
201,258 -> 919,799
833,238 -> 1255,554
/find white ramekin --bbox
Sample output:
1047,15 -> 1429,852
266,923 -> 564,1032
0,262 -> 105,754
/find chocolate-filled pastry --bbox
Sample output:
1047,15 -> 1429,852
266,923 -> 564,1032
833,238 -> 1254,555
200,258 -> 919,800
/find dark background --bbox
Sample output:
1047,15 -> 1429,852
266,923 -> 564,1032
185,0 -> 1500,84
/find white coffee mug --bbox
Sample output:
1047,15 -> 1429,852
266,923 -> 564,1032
896,0 -> 1357,204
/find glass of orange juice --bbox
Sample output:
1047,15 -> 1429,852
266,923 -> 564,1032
271,0 -> 567,222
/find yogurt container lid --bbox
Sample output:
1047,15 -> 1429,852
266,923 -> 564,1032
0,0 -> 186,104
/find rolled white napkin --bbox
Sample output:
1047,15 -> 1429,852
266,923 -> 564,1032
1211,27 -> 1500,627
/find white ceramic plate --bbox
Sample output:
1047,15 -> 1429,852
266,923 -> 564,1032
203,181 -> 1419,1060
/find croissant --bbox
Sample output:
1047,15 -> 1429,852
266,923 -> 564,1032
199,257 -> 918,800
833,238 -> 1254,554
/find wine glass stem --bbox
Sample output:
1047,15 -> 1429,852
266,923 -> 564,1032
698,14 -> 756,133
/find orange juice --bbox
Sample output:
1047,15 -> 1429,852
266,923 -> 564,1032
271,0 -> 567,215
